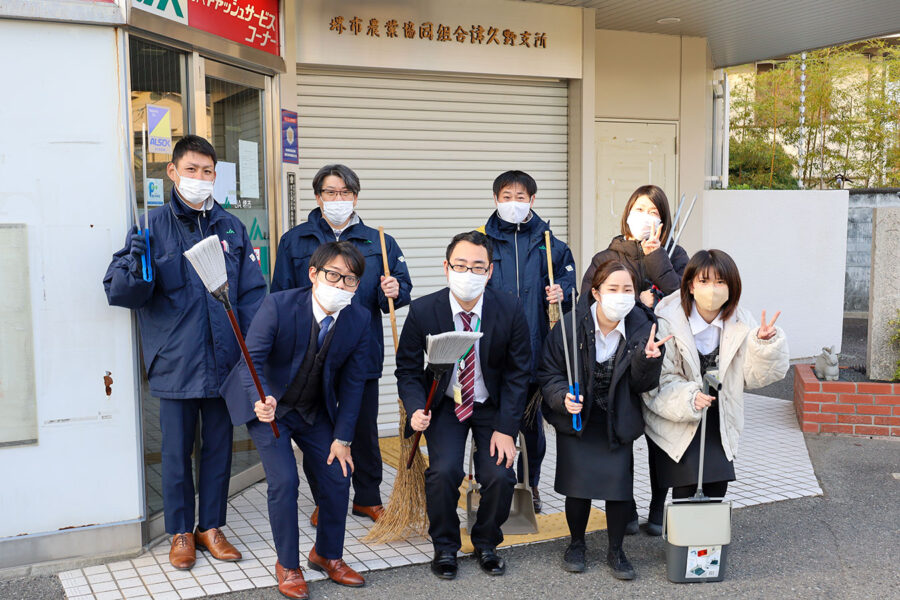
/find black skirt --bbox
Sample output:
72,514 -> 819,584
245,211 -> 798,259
555,408 -> 633,501
649,401 -> 736,489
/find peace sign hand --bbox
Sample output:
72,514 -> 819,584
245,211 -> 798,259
645,323 -> 674,359
758,310 -> 781,341
640,221 -> 663,255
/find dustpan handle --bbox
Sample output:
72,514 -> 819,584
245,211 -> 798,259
695,406 -> 708,499
518,432 -> 530,488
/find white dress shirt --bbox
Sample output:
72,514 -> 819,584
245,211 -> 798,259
445,292 -> 489,404
311,289 -> 341,328
591,302 -> 627,362
689,303 -> 723,354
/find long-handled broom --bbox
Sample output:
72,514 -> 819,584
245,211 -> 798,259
363,227 -> 429,543
184,235 -> 279,438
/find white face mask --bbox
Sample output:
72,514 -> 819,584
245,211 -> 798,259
626,211 -> 661,241
599,292 -> 635,322
313,281 -> 355,313
177,172 -> 215,207
496,200 -> 532,224
321,200 -> 354,227
447,270 -> 488,302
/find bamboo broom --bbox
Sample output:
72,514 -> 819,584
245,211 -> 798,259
545,230 -> 560,328
363,227 -> 429,542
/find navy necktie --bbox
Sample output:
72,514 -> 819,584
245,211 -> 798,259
317,316 -> 334,351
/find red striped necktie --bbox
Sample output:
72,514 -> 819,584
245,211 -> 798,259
455,312 -> 476,422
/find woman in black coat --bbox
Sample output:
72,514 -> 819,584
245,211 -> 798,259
539,260 -> 669,580
579,184 -> 688,535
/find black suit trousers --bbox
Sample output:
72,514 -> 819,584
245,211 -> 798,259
424,397 -> 516,553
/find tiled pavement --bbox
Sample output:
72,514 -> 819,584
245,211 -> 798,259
59,393 -> 821,599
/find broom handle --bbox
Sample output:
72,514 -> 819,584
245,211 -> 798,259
378,226 -> 400,353
545,230 -> 555,286
225,308 -> 281,438
406,377 -> 439,469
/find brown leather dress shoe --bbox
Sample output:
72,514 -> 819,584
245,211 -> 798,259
309,506 -> 318,528
169,533 -> 196,570
307,546 -> 365,587
351,503 -> 385,522
276,561 -> 309,600
194,527 -> 242,561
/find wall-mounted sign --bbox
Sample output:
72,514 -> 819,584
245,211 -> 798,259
132,0 -> 280,55
147,104 -> 172,155
281,109 -> 299,164
327,16 -> 548,49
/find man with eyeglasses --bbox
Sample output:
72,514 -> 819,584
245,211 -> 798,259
395,231 -> 530,580
271,164 -> 412,526
479,170 -> 577,513
221,241 -> 372,598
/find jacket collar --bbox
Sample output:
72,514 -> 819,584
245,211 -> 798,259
169,188 -> 228,226
307,207 -> 369,241
607,235 -> 644,259
484,209 -> 549,243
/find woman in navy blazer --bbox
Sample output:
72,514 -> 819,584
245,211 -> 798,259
220,242 -> 371,599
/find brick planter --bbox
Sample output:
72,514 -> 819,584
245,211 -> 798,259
793,364 -> 900,437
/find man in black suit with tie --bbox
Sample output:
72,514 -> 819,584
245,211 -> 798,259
220,241 -> 371,599
395,231 -> 531,580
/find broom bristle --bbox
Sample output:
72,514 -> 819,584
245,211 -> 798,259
362,400 -> 429,543
184,235 -> 227,293
425,331 -> 482,366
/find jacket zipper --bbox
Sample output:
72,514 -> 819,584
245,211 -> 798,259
514,224 -> 520,297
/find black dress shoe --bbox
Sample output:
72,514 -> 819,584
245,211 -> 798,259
562,540 -> 586,573
532,488 -> 543,514
606,547 -> 635,580
430,551 -> 458,580
625,518 -> 639,536
473,547 -> 506,576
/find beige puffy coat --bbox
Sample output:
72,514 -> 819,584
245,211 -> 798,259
642,293 -> 789,462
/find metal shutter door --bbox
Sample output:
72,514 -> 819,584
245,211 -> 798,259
296,68 -> 569,435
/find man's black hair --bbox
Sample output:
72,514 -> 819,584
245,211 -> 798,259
310,241 -> 366,277
445,231 -> 493,263
492,170 -> 537,197
172,135 -> 217,166
312,164 -> 361,196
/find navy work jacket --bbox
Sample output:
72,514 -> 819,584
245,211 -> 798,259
483,210 -> 577,379
270,208 -> 412,379
103,190 -> 267,399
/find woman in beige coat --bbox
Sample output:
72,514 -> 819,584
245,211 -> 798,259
642,249 -> 789,505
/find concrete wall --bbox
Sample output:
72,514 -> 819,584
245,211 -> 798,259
594,29 -> 713,255
702,190 -> 849,360
844,190 -> 900,314
867,207 -> 900,381
0,21 -> 142,540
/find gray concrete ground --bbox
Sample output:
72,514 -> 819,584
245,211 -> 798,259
3,434 -> 897,600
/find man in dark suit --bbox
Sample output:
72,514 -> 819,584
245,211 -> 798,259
395,231 -> 531,580
220,242 -> 371,599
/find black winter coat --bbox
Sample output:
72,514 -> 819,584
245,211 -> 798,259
580,236 -> 689,298
538,296 -> 664,448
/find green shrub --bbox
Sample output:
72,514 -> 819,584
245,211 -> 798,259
890,309 -> 900,381
729,137 -> 800,189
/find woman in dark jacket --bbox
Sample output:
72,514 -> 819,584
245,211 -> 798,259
579,184 -> 688,535
539,260 -> 669,580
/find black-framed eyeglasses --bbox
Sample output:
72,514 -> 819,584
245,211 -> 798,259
318,267 -> 360,287
448,263 -> 489,275
320,188 -> 356,200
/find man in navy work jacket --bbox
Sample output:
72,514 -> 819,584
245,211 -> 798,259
396,231 -> 531,581
220,241 -> 371,599
270,164 -> 412,525
103,135 -> 266,570
480,170 -> 576,513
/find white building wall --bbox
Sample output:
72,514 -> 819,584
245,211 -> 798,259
0,20 -> 141,538
702,190 -> 848,360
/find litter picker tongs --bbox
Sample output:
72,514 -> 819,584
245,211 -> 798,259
695,360 -> 723,499
559,288 -> 582,431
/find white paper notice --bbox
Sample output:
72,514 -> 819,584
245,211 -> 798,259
214,161 -> 238,207
238,140 -> 259,199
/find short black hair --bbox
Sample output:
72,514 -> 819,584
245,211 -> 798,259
681,249 -> 742,321
493,170 -> 537,197
446,231 -> 493,263
309,241 -> 365,277
172,135 -> 217,166
312,164 -> 361,196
